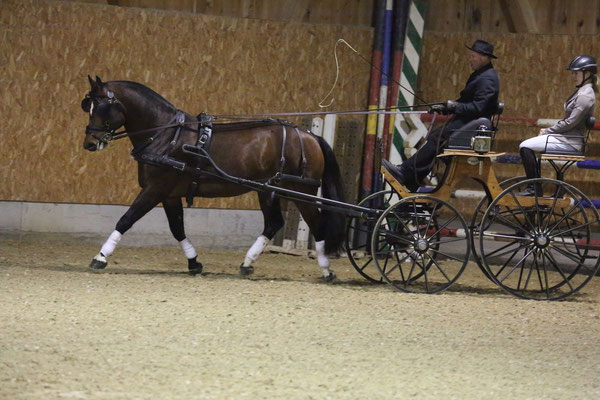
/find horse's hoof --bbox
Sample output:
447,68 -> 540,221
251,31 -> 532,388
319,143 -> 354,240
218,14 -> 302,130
188,257 -> 203,276
89,258 -> 107,270
240,264 -> 254,277
321,271 -> 336,283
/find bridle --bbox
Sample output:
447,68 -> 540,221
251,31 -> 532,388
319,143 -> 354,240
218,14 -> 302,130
83,90 -> 194,149
83,91 -> 129,146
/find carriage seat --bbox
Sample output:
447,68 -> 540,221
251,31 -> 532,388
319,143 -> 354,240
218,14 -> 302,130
541,115 -> 595,159
446,102 -> 504,151
539,116 -> 595,181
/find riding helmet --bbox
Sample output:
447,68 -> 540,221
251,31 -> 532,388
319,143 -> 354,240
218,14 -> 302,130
567,55 -> 597,74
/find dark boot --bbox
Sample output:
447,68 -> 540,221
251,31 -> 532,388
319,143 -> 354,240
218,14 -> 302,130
520,147 -> 540,180
517,148 -> 543,196
382,159 -> 406,184
382,159 -> 420,192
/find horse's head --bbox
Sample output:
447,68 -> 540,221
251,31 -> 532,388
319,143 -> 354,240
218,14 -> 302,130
82,76 -> 126,151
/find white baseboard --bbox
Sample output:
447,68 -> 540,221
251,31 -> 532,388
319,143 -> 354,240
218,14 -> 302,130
0,201 -> 263,248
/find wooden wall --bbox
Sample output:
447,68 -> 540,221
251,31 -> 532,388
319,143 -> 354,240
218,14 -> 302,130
425,0 -> 600,34
70,0 -> 600,34
68,0 -> 375,26
0,0 -> 372,208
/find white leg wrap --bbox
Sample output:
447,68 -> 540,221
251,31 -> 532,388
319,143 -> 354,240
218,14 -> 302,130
315,240 -> 331,277
93,252 -> 107,263
179,238 -> 198,259
243,235 -> 270,267
100,230 -> 122,258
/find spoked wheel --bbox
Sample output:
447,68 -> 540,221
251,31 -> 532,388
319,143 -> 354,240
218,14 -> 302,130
478,178 -> 600,300
346,190 -> 398,283
371,195 -> 470,294
470,176 -> 526,281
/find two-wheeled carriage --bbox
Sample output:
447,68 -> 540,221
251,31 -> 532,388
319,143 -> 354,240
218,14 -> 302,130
345,111 -> 600,300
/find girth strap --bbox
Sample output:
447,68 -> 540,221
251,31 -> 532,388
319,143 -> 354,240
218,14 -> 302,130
294,127 -> 308,178
267,123 -> 319,187
185,113 -> 214,208
279,124 -> 287,174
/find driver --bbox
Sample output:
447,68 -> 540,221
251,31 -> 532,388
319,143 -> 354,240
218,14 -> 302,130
383,39 -> 500,191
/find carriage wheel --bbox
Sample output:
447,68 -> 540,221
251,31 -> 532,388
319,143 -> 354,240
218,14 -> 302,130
478,178 -> 600,300
470,176 -> 526,281
371,195 -> 470,294
345,190 -> 397,283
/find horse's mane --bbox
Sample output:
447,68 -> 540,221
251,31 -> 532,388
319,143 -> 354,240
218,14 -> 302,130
107,81 -> 297,132
109,80 -> 175,109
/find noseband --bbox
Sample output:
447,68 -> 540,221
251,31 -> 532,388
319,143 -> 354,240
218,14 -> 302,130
84,91 -> 128,145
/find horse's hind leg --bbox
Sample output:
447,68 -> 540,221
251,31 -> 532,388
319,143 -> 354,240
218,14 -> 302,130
240,192 -> 285,276
293,201 -> 335,282
163,197 -> 202,275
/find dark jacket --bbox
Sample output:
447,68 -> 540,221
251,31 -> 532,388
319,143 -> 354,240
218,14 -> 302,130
454,63 -> 500,121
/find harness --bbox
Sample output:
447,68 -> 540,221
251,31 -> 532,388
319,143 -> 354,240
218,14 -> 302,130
184,113 -> 213,207
267,124 -> 319,187
84,91 -> 318,206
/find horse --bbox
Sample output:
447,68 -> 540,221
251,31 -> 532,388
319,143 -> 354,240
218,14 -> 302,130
80,76 -> 346,281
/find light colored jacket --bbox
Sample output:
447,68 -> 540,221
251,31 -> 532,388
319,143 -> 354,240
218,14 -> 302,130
545,83 -> 596,138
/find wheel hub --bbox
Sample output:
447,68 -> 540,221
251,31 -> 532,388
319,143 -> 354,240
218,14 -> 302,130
414,238 -> 429,253
534,234 -> 549,249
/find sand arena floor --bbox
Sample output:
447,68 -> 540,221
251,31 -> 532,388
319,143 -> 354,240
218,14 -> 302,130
1,233 -> 600,399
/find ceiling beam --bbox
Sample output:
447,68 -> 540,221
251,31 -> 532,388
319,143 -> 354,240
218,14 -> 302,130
499,0 -> 539,33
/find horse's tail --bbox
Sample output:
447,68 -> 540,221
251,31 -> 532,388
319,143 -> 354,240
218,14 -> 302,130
315,135 -> 346,254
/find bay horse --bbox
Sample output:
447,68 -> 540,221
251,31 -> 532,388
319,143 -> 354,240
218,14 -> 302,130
81,76 -> 345,281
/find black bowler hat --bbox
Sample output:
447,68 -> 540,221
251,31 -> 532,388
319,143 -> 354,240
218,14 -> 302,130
466,39 -> 497,59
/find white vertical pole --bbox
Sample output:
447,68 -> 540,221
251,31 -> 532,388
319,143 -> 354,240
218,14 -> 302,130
323,114 -> 337,147
318,114 -> 337,199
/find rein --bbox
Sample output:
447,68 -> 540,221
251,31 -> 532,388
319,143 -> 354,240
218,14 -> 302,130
87,118 -> 190,144
213,107 -> 433,121
85,88 -> 436,151
89,106 -> 434,145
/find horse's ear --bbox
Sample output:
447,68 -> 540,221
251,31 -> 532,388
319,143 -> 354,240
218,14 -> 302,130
95,76 -> 103,85
88,75 -> 96,89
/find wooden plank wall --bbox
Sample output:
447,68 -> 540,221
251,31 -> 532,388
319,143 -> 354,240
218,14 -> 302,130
69,0 -> 375,26
71,0 -> 600,34
424,0 -> 600,34
0,0 -> 372,208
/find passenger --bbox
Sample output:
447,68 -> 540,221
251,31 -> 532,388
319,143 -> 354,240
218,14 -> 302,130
383,39 -> 500,192
518,55 -> 598,196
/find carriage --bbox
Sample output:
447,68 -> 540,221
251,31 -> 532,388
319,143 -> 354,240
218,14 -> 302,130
81,77 -> 600,301
345,106 -> 600,300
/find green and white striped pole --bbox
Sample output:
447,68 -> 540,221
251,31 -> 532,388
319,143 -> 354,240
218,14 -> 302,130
389,0 -> 427,165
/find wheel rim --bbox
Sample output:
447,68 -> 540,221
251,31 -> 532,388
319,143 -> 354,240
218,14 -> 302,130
470,176 -> 526,281
371,195 -> 470,294
345,190 -> 397,283
478,178 -> 600,300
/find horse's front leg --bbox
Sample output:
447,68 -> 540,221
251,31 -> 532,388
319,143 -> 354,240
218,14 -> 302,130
89,186 -> 165,270
162,197 -> 202,275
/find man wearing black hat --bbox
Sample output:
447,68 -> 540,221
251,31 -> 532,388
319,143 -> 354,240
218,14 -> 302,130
383,39 -> 500,191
